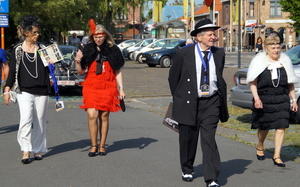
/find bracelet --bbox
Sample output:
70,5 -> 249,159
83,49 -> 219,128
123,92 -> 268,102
292,99 -> 297,102
254,99 -> 261,103
119,86 -> 124,88
3,91 -> 10,95
75,59 -> 81,61
75,60 -> 81,64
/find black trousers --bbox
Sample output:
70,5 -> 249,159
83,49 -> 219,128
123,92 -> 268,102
179,94 -> 220,183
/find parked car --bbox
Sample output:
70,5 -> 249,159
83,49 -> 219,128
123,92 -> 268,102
117,39 -> 141,53
132,38 -> 183,63
50,45 -> 85,89
230,45 -> 300,117
122,38 -> 157,59
141,39 -> 186,68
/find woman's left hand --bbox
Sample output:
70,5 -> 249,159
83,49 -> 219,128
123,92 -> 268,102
292,101 -> 298,112
119,88 -> 126,100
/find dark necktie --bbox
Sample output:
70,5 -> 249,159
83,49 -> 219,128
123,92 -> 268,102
201,51 -> 210,86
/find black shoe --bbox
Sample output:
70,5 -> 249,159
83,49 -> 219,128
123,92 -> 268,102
99,146 -> 107,156
206,180 -> 220,187
182,173 -> 193,182
272,157 -> 286,167
256,148 -> 265,160
34,153 -> 43,160
88,145 -> 98,157
21,158 -> 30,164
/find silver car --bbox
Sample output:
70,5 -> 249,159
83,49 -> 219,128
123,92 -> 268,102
122,38 -> 157,60
117,39 -> 141,53
230,45 -> 300,117
132,38 -> 183,63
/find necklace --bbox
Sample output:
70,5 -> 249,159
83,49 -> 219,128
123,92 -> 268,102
25,44 -> 35,52
24,49 -> 37,62
271,69 -> 280,88
23,43 -> 37,62
21,51 -> 38,78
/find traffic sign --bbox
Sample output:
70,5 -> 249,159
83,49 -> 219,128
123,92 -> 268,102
0,0 -> 9,13
0,14 -> 9,27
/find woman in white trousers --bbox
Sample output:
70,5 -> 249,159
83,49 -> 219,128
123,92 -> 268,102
3,16 -> 51,164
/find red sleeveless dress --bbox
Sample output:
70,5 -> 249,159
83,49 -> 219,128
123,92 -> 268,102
80,60 -> 121,112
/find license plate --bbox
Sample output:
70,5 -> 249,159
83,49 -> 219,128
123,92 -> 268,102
142,57 -> 146,60
239,77 -> 247,85
57,80 -> 75,86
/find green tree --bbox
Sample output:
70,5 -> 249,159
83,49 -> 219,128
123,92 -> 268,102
7,0 -> 150,44
280,0 -> 300,33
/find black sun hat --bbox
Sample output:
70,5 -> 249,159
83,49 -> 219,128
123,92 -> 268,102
190,19 -> 220,36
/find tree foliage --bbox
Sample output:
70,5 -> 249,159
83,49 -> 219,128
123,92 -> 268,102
279,0 -> 300,33
8,0 -> 148,43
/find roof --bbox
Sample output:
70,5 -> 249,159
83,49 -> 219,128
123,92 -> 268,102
194,0 -> 222,17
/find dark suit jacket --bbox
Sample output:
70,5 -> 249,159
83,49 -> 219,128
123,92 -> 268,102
168,44 -> 229,126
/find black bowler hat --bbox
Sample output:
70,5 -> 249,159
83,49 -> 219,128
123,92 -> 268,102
190,19 -> 220,36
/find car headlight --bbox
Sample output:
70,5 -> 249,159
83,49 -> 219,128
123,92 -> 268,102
150,53 -> 158,57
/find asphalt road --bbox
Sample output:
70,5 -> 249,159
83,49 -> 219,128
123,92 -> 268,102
3,51 -> 300,187
121,51 -> 254,98
1,100 -> 300,187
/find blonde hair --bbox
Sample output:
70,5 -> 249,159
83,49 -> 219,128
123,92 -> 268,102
264,35 -> 280,47
88,24 -> 115,47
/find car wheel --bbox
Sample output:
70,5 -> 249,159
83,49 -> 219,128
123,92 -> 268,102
137,54 -> 143,63
160,56 -> 171,68
128,52 -> 133,60
147,64 -> 156,67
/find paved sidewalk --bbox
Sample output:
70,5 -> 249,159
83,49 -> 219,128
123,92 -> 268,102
1,101 -> 300,187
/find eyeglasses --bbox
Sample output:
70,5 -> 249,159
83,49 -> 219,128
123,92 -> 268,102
31,31 -> 40,35
93,36 -> 105,40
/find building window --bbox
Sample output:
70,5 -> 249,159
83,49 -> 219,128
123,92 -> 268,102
225,5 -> 229,22
270,0 -> 282,17
249,2 -> 254,17
265,27 -> 274,37
115,12 -> 127,20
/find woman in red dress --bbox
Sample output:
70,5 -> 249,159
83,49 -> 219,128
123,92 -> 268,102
75,20 -> 125,157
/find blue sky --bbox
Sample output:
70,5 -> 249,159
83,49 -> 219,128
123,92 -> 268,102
144,0 -> 204,15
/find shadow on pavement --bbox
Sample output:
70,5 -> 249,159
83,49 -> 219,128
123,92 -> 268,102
107,137 -> 158,153
219,159 -> 252,186
44,139 -> 90,157
192,159 -> 252,185
0,124 -> 19,134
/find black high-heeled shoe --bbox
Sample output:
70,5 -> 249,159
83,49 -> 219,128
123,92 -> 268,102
34,153 -> 43,160
21,158 -> 30,164
256,148 -> 265,160
99,146 -> 107,156
21,152 -> 31,164
88,145 -> 98,157
272,157 -> 285,167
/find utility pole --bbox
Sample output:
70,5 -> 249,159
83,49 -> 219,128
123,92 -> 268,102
238,0 -> 241,68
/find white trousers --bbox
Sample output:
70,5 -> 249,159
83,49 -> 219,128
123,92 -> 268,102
17,92 -> 49,153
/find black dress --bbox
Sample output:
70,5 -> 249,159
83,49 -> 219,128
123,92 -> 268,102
251,67 -> 290,130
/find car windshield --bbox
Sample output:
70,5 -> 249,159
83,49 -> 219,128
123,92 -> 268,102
286,45 -> 300,65
59,46 -> 77,59
163,40 -> 183,49
141,39 -> 154,47
122,40 -> 138,45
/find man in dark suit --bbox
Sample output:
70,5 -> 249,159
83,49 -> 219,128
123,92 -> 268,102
168,19 -> 229,187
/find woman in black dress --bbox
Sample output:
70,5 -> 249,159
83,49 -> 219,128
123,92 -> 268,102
246,35 -> 298,167
255,36 -> 263,54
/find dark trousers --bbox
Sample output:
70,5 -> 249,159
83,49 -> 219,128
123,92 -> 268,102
179,94 -> 220,182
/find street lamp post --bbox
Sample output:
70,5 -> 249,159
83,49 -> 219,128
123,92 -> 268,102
106,1 -> 113,34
